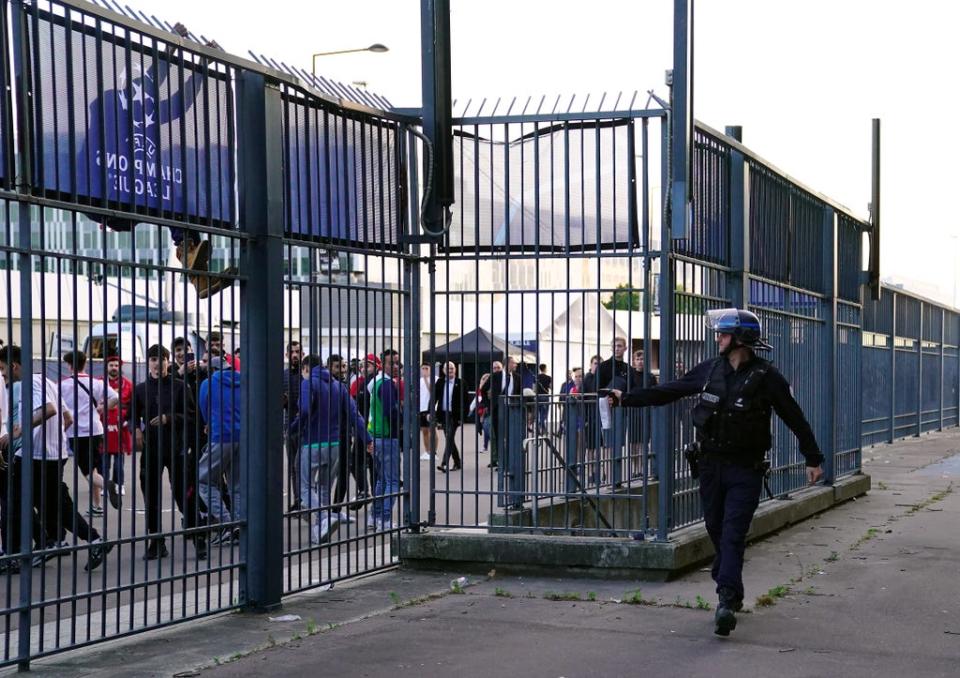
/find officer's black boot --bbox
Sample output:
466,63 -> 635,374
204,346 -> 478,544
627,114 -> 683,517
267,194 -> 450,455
714,586 -> 738,636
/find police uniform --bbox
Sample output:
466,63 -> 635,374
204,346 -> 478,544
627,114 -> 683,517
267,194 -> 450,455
619,310 -> 823,635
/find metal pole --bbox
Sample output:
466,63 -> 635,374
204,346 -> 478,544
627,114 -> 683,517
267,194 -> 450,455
820,207 -> 837,484
889,292 -> 896,443
726,125 -> 749,309
917,302 -> 923,437
419,0 -> 453,233
869,119 -> 881,301
655,120 -> 675,541
11,0 -> 35,667
670,0 -> 693,240
237,70 -> 284,612
940,308 -> 945,431
401,127 -> 421,531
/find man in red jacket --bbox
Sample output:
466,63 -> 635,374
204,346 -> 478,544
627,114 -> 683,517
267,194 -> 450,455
103,356 -> 132,508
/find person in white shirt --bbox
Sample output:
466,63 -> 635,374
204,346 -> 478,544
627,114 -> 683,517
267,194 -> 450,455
418,364 -> 437,461
61,351 -> 119,515
0,345 -> 112,572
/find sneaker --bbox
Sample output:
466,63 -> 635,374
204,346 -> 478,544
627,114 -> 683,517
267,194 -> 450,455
108,481 -> 122,510
419,452 -> 431,461
0,559 -> 20,575
143,540 -> 169,561
120,485 -> 127,496
338,512 -> 356,524
194,538 -> 208,561
310,522 -> 321,545
86,505 -> 104,518
348,491 -> 371,511
85,538 -> 115,572
365,516 -> 378,531
321,516 -> 340,544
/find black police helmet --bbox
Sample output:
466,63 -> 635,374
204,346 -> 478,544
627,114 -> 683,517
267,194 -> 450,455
705,308 -> 773,351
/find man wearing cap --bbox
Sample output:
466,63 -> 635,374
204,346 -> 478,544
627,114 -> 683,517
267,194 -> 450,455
131,345 -> 207,561
197,356 -> 242,545
103,356 -> 133,504
608,309 -> 823,637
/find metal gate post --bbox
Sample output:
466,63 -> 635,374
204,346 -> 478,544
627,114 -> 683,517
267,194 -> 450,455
11,0 -> 35,666
237,70 -> 284,611
820,207 -> 837,484
917,302 -> 923,436
940,308 -> 945,431
401,126 -> 422,532
726,126 -> 750,310
889,292 -> 896,443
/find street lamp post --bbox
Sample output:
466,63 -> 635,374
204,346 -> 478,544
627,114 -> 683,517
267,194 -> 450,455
311,43 -> 389,76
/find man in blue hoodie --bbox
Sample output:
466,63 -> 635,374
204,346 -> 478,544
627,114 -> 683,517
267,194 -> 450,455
198,356 -> 242,544
291,355 -> 372,544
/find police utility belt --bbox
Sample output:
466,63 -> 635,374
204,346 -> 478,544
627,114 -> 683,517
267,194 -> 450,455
683,441 -> 775,500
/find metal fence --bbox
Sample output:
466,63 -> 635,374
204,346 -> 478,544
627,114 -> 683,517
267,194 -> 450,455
0,0 -> 418,668
861,286 -> 960,446
2,0 -> 959,670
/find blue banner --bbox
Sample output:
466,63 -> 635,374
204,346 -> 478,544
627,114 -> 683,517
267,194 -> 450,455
31,13 -> 233,223
284,96 -> 398,246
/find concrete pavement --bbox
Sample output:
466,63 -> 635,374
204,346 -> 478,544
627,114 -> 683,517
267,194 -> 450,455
15,429 -> 960,677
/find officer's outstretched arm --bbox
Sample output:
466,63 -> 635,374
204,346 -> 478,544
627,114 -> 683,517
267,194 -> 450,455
614,360 -> 712,408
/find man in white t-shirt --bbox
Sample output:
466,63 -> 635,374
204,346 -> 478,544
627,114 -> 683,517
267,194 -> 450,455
418,364 -> 436,461
61,351 -> 119,514
0,345 -> 112,572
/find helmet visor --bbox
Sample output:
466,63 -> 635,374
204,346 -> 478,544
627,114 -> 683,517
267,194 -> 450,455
704,308 -> 742,332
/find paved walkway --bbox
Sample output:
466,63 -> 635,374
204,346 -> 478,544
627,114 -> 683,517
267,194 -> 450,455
14,430 -> 960,678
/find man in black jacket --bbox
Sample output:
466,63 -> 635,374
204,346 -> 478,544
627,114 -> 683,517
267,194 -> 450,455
433,361 -> 466,472
609,309 -> 823,636
132,345 -> 206,561
482,357 -> 521,469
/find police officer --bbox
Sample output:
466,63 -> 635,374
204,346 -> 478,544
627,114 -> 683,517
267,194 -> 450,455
608,308 -> 824,636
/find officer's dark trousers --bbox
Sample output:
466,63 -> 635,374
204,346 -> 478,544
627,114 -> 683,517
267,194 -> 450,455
698,459 -> 763,600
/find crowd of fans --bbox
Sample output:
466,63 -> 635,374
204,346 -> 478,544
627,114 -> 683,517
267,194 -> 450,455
0,333 -> 657,572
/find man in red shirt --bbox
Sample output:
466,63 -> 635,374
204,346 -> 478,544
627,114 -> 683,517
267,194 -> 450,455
103,356 -> 132,507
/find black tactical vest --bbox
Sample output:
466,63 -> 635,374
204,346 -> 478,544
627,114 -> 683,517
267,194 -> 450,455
691,357 -> 773,458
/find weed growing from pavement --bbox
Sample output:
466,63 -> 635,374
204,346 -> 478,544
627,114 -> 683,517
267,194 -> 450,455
876,481 -> 888,490
756,585 -> 791,607
543,591 -> 582,601
389,591 -> 402,606
494,587 -> 514,598
695,595 -> 712,610
587,591 -> 598,602
851,527 -> 882,550
305,619 -> 319,635
449,581 -> 465,594
906,483 -> 953,514
825,551 -> 839,562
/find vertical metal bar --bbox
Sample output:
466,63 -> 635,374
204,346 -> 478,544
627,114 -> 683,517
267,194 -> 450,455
670,0 -> 693,240
820,207 -> 837,484
655,119 -> 674,541
419,0 -> 453,233
940,308 -> 945,431
726,128 -> 749,308
916,301 -> 923,437
890,292 -> 896,443
11,0 -> 35,667
236,70 -> 284,611
401,126 -> 421,531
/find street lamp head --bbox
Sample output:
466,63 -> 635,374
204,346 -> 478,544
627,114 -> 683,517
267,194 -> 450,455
367,43 -> 389,53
